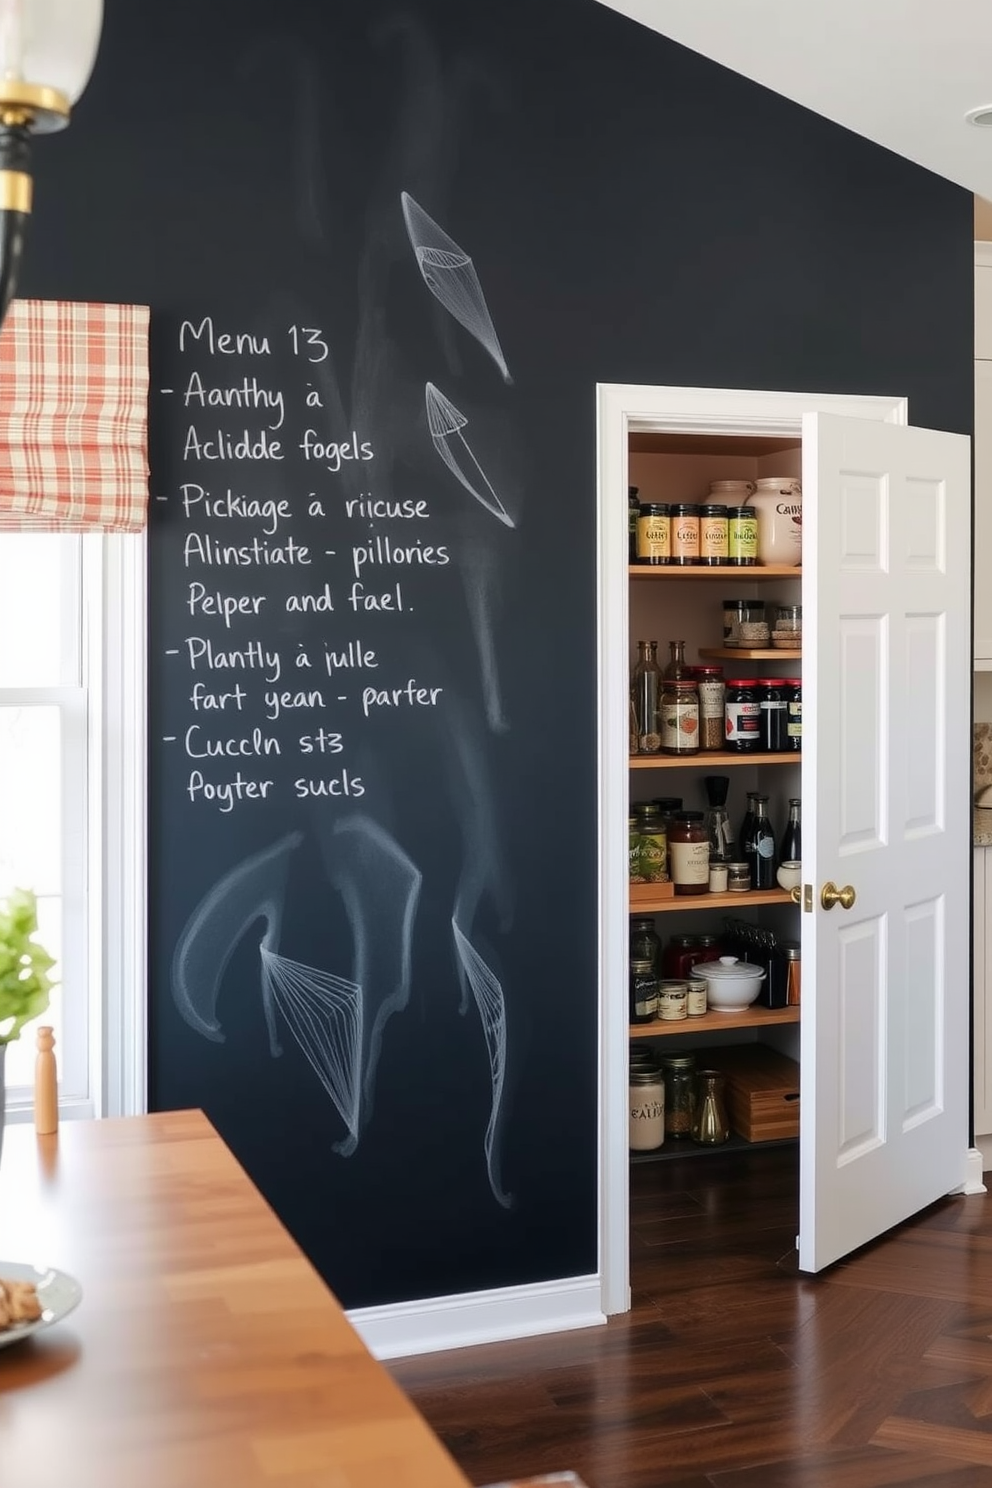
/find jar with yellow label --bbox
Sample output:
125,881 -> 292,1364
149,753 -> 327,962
670,503 -> 700,565
727,504 -> 758,566
635,502 -> 670,565
699,504 -> 728,565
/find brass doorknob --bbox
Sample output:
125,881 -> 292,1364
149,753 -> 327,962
821,881 -> 856,911
790,885 -> 803,905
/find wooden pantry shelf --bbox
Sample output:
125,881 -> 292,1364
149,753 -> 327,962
629,886 -> 792,913
628,564 -> 801,580
630,751 -> 797,769
698,647 -> 801,662
629,1004 -> 800,1038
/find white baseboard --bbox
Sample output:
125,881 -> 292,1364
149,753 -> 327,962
971,1136 -> 992,1182
348,1274 -> 605,1361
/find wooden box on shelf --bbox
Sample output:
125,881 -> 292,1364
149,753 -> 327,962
702,1045 -> 800,1142
629,880 -> 675,906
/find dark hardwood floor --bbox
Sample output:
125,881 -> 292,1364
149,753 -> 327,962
390,1146 -> 992,1487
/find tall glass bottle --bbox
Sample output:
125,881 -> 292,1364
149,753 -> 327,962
749,794 -> 777,889
631,640 -> 662,754
781,797 -> 802,862
663,639 -> 688,681
737,790 -> 759,862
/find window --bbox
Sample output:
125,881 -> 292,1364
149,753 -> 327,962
1,529 -> 145,1121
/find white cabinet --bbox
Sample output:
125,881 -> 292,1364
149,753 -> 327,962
974,849 -> 992,1155
975,247 -> 992,667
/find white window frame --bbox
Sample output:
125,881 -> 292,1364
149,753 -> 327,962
3,530 -> 146,1122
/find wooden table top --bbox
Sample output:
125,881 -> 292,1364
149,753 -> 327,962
0,1108 -> 472,1488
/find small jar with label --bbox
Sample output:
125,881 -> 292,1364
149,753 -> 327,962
785,678 -> 802,751
688,665 -> 725,751
660,678 -> 700,756
629,1063 -> 665,1151
629,958 -> 659,1024
727,505 -> 758,565
725,679 -> 761,751
635,502 -> 671,565
727,861 -> 752,892
757,678 -> 788,752
698,504 -> 728,565
686,977 -> 708,1016
657,981 -> 689,1022
670,503 -> 700,565
668,811 -> 709,895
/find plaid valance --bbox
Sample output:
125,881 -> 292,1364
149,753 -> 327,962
0,299 -> 149,531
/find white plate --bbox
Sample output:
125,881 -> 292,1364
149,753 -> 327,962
0,1262 -> 82,1349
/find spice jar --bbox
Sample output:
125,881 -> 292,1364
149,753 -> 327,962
737,599 -> 770,648
668,811 -> 709,895
781,940 -> 802,1005
689,665 -> 725,752
657,980 -> 689,1022
725,679 -> 761,752
757,678 -> 788,752
686,977 -> 708,1016
727,862 -> 751,892
629,958 -> 659,1024
727,505 -> 758,565
660,677 -> 700,755
635,502 -> 671,565
659,1054 -> 696,1139
629,1063 -> 665,1151
670,503 -> 700,565
698,504 -> 728,565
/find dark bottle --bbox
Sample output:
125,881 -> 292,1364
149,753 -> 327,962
748,794 -> 777,889
628,486 -> 641,563
631,640 -> 662,753
757,678 -> 788,752
738,790 -> 759,862
781,797 -> 802,863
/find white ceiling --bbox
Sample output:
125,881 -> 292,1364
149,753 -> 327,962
597,0 -> 992,201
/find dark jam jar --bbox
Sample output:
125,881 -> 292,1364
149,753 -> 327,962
757,678 -> 788,752
784,678 -> 802,751
629,959 -> 659,1024
725,679 -> 761,752
727,505 -> 758,565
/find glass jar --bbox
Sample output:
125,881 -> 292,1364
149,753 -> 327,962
633,803 -> 668,882
629,958 -> 658,1024
670,503 -> 700,565
668,811 -> 709,895
727,505 -> 758,565
661,933 -> 700,981
728,861 -> 751,892
628,814 -> 644,882
737,599 -> 770,648
723,597 -> 748,647
631,640 -> 662,754
686,977 -> 708,1016
751,478 -> 802,566
698,504 -> 728,565
660,678 -> 700,756
692,1070 -> 731,1144
657,980 -> 689,1022
757,678 -> 788,752
689,665 -> 725,752
660,1056 -> 696,1139
629,1063 -> 665,1151
773,602 -> 802,644
785,678 -> 802,751
725,679 -> 761,752
782,940 -> 802,1005
635,502 -> 670,566
629,915 -> 661,967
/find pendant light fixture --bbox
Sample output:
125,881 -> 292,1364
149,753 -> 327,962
0,0 -> 102,325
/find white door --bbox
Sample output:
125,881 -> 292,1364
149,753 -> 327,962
799,411 -> 972,1272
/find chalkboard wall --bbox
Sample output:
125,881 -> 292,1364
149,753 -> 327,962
19,0 -> 973,1310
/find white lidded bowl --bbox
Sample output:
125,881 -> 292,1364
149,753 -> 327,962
692,956 -> 766,1011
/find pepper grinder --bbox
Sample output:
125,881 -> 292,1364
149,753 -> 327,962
34,1025 -> 58,1136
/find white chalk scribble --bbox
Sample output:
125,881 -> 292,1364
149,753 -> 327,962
452,918 -> 512,1209
401,190 -> 511,382
426,382 -> 514,528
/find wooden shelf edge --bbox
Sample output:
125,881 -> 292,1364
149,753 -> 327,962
629,1004 -> 800,1038
629,887 -> 792,913
697,647 -> 802,661
628,565 -> 801,579
630,751 -> 799,768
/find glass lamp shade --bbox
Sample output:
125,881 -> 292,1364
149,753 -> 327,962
0,0 -> 103,125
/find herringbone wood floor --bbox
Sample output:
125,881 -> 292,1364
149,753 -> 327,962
390,1146 -> 992,1487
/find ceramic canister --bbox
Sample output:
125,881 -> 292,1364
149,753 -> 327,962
750,477 -> 802,566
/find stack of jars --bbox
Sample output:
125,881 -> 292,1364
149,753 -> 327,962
628,1047 -> 732,1150
725,678 -> 802,753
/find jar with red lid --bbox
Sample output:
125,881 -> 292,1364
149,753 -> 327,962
668,811 -> 710,895
725,678 -> 761,752
783,677 -> 802,751
756,678 -> 788,752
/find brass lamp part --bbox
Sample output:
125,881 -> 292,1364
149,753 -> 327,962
0,171 -> 31,213
0,80 -> 71,133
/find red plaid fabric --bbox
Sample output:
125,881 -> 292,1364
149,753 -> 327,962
0,298 -> 149,531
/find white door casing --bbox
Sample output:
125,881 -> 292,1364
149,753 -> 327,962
798,412 -> 972,1272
